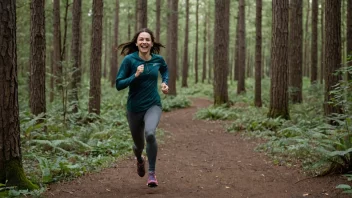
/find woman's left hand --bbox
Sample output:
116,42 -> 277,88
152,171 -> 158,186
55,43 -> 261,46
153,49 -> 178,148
161,83 -> 169,94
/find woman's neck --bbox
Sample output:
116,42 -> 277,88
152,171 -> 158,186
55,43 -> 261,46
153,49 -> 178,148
138,52 -> 151,61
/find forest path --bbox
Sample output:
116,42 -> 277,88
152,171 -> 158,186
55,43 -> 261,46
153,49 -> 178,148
45,98 -> 347,198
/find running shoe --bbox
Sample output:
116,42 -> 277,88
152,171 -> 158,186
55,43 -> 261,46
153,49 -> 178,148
147,172 -> 158,187
136,158 -> 145,177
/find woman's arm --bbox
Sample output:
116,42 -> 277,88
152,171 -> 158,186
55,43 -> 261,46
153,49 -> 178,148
115,58 -> 136,91
159,58 -> 169,85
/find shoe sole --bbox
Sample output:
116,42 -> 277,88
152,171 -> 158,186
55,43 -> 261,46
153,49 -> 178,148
147,182 -> 158,188
138,173 -> 145,177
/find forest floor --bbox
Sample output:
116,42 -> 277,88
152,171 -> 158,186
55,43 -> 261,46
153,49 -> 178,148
44,98 -> 349,198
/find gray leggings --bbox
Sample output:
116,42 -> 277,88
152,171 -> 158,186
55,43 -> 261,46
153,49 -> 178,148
127,105 -> 162,172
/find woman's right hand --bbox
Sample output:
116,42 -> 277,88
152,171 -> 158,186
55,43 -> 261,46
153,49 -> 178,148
135,65 -> 144,77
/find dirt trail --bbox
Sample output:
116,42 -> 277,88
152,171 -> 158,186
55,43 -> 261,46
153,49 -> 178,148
45,98 -> 348,198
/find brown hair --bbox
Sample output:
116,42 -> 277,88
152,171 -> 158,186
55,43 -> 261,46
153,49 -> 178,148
118,28 -> 165,56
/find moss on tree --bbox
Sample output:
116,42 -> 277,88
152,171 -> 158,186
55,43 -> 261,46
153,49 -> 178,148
5,158 -> 38,190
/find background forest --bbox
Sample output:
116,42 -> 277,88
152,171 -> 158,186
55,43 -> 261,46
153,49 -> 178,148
1,0 -> 352,196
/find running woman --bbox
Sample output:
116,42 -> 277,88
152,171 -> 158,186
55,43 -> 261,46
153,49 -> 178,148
115,28 -> 169,187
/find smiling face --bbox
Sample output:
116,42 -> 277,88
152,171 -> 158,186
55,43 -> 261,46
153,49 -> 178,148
136,32 -> 153,54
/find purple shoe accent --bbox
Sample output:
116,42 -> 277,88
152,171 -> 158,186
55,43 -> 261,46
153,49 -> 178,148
147,172 -> 158,187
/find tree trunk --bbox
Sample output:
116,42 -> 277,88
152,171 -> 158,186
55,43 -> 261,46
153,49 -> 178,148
78,7 -> 83,88
128,5 -> 131,40
342,0 -> 347,78
61,0 -> 70,61
135,0 -> 138,32
167,0 -> 178,95
103,17 -> 108,79
303,1 -> 310,77
311,0 -> 318,83
110,0 -> 119,87
138,0 -> 148,30
53,0 -> 62,90
289,0 -> 303,103
207,1 -> 212,83
262,46 -> 265,78
246,48 -> 251,78
214,0 -> 230,105
320,0 -> 325,84
202,3 -> 207,83
229,48 -> 234,82
156,0 -> 161,42
30,0 -> 46,117
81,18 -> 87,80
347,0 -> 352,81
237,0 -> 246,94
166,0 -> 171,69
234,15 -> 240,81
254,0 -> 262,107
324,0 -> 342,119
89,0 -> 103,115
0,0 -> 38,190
194,0 -> 199,84
70,0 -> 82,113
50,49 -> 54,102
268,0 -> 290,119
181,0 -> 189,87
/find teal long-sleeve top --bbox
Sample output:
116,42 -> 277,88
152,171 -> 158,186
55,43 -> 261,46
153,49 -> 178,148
115,51 -> 169,112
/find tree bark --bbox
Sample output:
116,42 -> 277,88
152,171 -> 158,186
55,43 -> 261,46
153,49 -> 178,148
30,0 -> 46,117
347,0 -> 352,81
135,0 -> 138,32
202,3 -> 207,83
61,0 -> 70,61
128,5 -> 132,40
89,0 -> 103,115
214,0 -> 230,105
181,0 -> 189,87
289,0 -> 303,103
207,1 -> 212,83
0,0 -> 38,189
268,0 -> 290,119
110,0 -> 119,87
234,14 -> 240,81
156,0 -> 161,42
78,7 -> 83,88
324,0 -> 342,119
53,0 -> 62,88
194,0 -> 199,84
50,49 -> 54,102
237,0 -> 246,94
103,17 -> 108,79
311,0 -> 318,83
303,1 -> 310,77
70,0 -> 82,113
167,0 -> 178,95
320,0 -> 325,84
138,0 -> 148,30
254,0 -> 262,107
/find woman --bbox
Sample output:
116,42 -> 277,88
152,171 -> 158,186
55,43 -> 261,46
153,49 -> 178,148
115,28 -> 169,187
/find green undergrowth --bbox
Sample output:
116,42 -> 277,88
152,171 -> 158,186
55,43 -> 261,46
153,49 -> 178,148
179,82 -> 214,98
14,79 -> 190,196
195,104 -> 240,120
196,77 -> 352,180
161,95 -> 192,111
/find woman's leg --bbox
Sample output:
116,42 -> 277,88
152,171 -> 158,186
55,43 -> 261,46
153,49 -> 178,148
127,111 -> 146,163
144,105 -> 162,172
